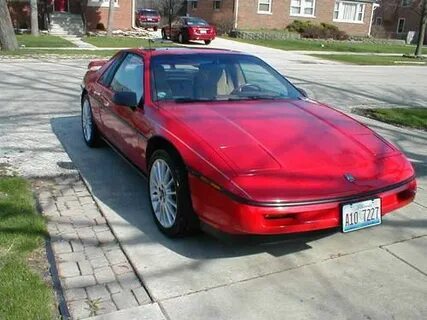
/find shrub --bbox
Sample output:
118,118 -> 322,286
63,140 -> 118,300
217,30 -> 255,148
287,20 -> 349,40
286,20 -> 315,33
96,23 -> 105,31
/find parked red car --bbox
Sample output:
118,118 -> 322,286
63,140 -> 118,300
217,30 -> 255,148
135,9 -> 161,31
81,48 -> 416,237
161,16 -> 216,45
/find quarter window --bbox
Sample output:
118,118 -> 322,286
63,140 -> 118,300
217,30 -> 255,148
98,53 -> 124,87
110,54 -> 144,103
334,1 -> 365,23
290,0 -> 316,17
258,0 -> 272,13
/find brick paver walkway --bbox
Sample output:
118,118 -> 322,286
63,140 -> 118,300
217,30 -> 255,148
33,176 -> 151,319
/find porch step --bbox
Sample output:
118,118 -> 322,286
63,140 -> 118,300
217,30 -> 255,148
50,13 -> 84,36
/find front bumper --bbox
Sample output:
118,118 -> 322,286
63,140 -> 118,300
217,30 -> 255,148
189,174 -> 417,235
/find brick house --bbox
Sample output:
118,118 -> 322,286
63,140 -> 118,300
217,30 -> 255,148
372,0 -> 426,43
187,0 -> 377,36
7,0 -> 144,31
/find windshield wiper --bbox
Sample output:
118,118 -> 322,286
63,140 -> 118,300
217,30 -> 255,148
228,95 -> 286,101
174,97 -> 216,103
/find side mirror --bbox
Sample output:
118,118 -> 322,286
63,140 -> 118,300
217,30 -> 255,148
298,88 -> 308,98
112,91 -> 138,109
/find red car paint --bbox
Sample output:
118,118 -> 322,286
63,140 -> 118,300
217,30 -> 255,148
82,48 -> 416,235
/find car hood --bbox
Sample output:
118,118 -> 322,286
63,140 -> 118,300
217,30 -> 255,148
166,99 -> 414,202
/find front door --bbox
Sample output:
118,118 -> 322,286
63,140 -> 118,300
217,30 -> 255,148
54,0 -> 68,12
100,53 -> 146,167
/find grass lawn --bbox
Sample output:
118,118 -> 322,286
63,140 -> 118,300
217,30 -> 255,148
0,177 -> 56,320
354,107 -> 427,131
224,37 -> 423,54
311,54 -> 427,65
82,36 -> 173,48
16,34 -> 76,48
0,48 -> 117,58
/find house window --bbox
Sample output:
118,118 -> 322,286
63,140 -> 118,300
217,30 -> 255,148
401,0 -> 412,7
190,0 -> 198,10
213,0 -> 221,10
258,0 -> 272,14
88,0 -> 119,7
334,1 -> 365,23
375,17 -> 382,25
290,0 -> 316,17
397,18 -> 405,33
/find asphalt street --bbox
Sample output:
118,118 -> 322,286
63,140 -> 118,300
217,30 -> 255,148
0,41 -> 426,319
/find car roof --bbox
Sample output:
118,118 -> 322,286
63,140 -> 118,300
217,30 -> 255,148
126,47 -> 245,57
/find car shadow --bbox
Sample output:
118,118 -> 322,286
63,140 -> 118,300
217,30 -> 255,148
51,115 -> 337,259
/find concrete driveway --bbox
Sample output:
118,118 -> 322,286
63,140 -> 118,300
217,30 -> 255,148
0,52 -> 426,319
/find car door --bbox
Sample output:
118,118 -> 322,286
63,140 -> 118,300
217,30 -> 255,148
99,53 -> 145,159
89,53 -> 125,136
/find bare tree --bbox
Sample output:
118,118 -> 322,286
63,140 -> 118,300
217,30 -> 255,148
30,0 -> 39,36
107,0 -> 115,36
156,0 -> 185,20
415,0 -> 427,56
0,0 -> 18,50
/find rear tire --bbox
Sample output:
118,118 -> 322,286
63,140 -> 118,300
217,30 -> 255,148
148,149 -> 199,237
153,26 -> 158,31
81,96 -> 102,147
178,32 -> 184,44
204,40 -> 211,45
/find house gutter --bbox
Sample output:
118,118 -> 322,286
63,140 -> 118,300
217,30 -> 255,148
234,0 -> 239,29
368,3 -> 380,36
132,0 -> 135,28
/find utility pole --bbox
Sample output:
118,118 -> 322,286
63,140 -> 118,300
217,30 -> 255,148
169,0 -> 172,37
107,0 -> 115,37
30,0 -> 39,36
415,0 -> 427,57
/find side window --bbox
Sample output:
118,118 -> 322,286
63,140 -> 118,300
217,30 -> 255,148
110,54 -> 144,103
98,53 -> 124,87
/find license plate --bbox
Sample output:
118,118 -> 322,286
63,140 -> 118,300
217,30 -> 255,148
200,30 -> 207,34
342,198 -> 381,233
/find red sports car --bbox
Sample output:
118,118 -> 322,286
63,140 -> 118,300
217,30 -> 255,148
81,48 -> 416,237
161,16 -> 216,45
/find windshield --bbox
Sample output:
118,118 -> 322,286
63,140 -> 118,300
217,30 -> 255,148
185,17 -> 209,26
140,10 -> 159,16
150,54 -> 302,102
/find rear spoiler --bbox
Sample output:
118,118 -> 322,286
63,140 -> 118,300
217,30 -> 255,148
87,59 -> 108,71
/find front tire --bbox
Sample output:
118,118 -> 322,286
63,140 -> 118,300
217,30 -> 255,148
148,150 -> 199,237
81,96 -> 101,147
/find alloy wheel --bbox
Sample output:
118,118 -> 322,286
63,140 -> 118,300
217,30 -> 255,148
149,159 -> 178,228
82,99 -> 93,142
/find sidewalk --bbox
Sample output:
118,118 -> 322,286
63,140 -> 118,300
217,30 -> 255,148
34,177 -> 154,319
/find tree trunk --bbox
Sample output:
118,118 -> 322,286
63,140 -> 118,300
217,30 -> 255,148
106,0 -> 115,37
415,0 -> 427,57
0,0 -> 18,51
30,0 -> 39,36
